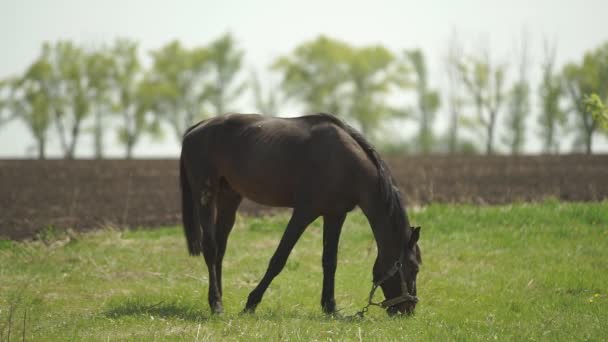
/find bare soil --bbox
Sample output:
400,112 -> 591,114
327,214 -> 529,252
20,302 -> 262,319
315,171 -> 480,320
1,155 -> 606,239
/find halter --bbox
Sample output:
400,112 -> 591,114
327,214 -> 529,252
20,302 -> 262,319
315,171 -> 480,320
352,256 -> 418,318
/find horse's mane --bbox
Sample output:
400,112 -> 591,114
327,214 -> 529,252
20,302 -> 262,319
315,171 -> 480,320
313,113 -> 408,233
183,119 -> 208,138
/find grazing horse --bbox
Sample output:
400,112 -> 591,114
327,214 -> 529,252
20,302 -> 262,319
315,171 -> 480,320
180,113 -> 421,315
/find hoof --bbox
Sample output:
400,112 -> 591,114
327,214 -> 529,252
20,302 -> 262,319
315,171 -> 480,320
325,311 -> 342,319
243,295 -> 259,314
211,302 -> 224,315
241,307 -> 255,314
322,300 -> 337,315
322,306 -> 338,315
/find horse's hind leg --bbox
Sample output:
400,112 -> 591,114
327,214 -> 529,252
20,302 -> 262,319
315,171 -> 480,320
215,183 -> 242,297
321,213 -> 346,314
196,178 -> 223,314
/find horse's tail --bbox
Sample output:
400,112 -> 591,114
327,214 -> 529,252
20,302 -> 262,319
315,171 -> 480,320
180,147 -> 203,256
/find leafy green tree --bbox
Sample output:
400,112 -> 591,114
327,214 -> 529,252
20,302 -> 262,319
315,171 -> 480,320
273,36 -> 351,117
502,40 -> 529,155
85,46 -> 115,158
10,59 -> 55,159
538,41 -> 566,154
458,51 -> 507,154
347,45 -> 402,137
584,94 -> 608,131
110,39 -> 161,159
42,41 -> 90,159
274,36 -> 401,137
405,49 -> 440,154
148,40 -> 210,141
562,42 -> 608,154
205,34 -> 247,116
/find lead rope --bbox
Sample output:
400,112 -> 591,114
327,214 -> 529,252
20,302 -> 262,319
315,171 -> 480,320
352,283 -> 383,318
344,259 -> 407,320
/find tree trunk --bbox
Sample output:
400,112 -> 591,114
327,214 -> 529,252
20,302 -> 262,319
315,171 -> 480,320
544,123 -> 554,154
37,137 -> 46,160
419,110 -> 430,154
66,134 -> 76,159
486,126 -> 493,155
448,108 -> 459,154
94,108 -> 103,159
486,110 -> 498,155
126,133 -> 136,160
585,132 -> 592,155
126,143 -> 133,159
63,119 -> 83,160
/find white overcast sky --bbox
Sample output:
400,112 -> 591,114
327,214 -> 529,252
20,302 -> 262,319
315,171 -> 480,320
1,0 -> 607,157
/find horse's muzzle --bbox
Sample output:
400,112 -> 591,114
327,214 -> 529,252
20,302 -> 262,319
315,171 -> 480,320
384,294 -> 418,316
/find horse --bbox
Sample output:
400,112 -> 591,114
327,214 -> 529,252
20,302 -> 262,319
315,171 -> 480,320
179,113 -> 421,316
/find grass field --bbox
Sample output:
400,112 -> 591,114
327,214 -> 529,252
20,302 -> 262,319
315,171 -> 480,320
1,201 -> 607,341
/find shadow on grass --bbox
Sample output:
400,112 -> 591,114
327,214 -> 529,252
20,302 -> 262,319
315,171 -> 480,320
246,306 -> 406,323
102,297 -> 403,323
103,297 -> 209,322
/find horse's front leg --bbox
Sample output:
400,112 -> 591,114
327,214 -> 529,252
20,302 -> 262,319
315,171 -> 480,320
321,213 -> 346,314
243,208 -> 318,313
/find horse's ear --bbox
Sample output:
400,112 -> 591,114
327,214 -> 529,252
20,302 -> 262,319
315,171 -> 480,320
409,226 -> 421,248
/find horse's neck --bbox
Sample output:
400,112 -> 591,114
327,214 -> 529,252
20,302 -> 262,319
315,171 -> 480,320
359,193 -> 404,259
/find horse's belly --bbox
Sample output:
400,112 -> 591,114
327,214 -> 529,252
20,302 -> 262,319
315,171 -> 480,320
223,173 -> 297,208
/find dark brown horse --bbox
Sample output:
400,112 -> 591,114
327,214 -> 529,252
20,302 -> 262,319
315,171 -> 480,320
180,113 -> 421,316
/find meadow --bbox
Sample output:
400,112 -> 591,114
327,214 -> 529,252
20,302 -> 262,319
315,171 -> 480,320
1,201 -> 606,341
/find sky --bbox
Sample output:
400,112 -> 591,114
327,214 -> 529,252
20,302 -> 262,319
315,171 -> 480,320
1,0 -> 607,157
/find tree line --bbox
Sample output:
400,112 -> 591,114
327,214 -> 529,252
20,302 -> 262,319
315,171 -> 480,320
0,33 -> 607,159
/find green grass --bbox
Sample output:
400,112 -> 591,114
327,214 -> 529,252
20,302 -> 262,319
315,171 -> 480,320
1,201 -> 607,341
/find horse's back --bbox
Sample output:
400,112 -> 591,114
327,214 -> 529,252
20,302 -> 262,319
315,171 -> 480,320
182,113 -> 377,212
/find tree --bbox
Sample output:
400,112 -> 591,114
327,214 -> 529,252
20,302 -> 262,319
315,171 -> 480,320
584,94 -> 608,131
205,33 -> 247,116
148,40 -> 210,141
562,42 -> 608,154
444,33 -> 465,154
404,49 -> 440,154
538,40 -> 566,154
347,45 -> 402,137
10,59 -> 55,159
273,36 -> 351,117
111,39 -> 161,159
43,41 -> 90,159
85,46 -> 115,158
458,50 -> 507,154
502,37 -> 530,155
274,36 -> 401,137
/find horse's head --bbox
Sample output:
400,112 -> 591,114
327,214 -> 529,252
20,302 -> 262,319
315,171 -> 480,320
373,226 -> 421,316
